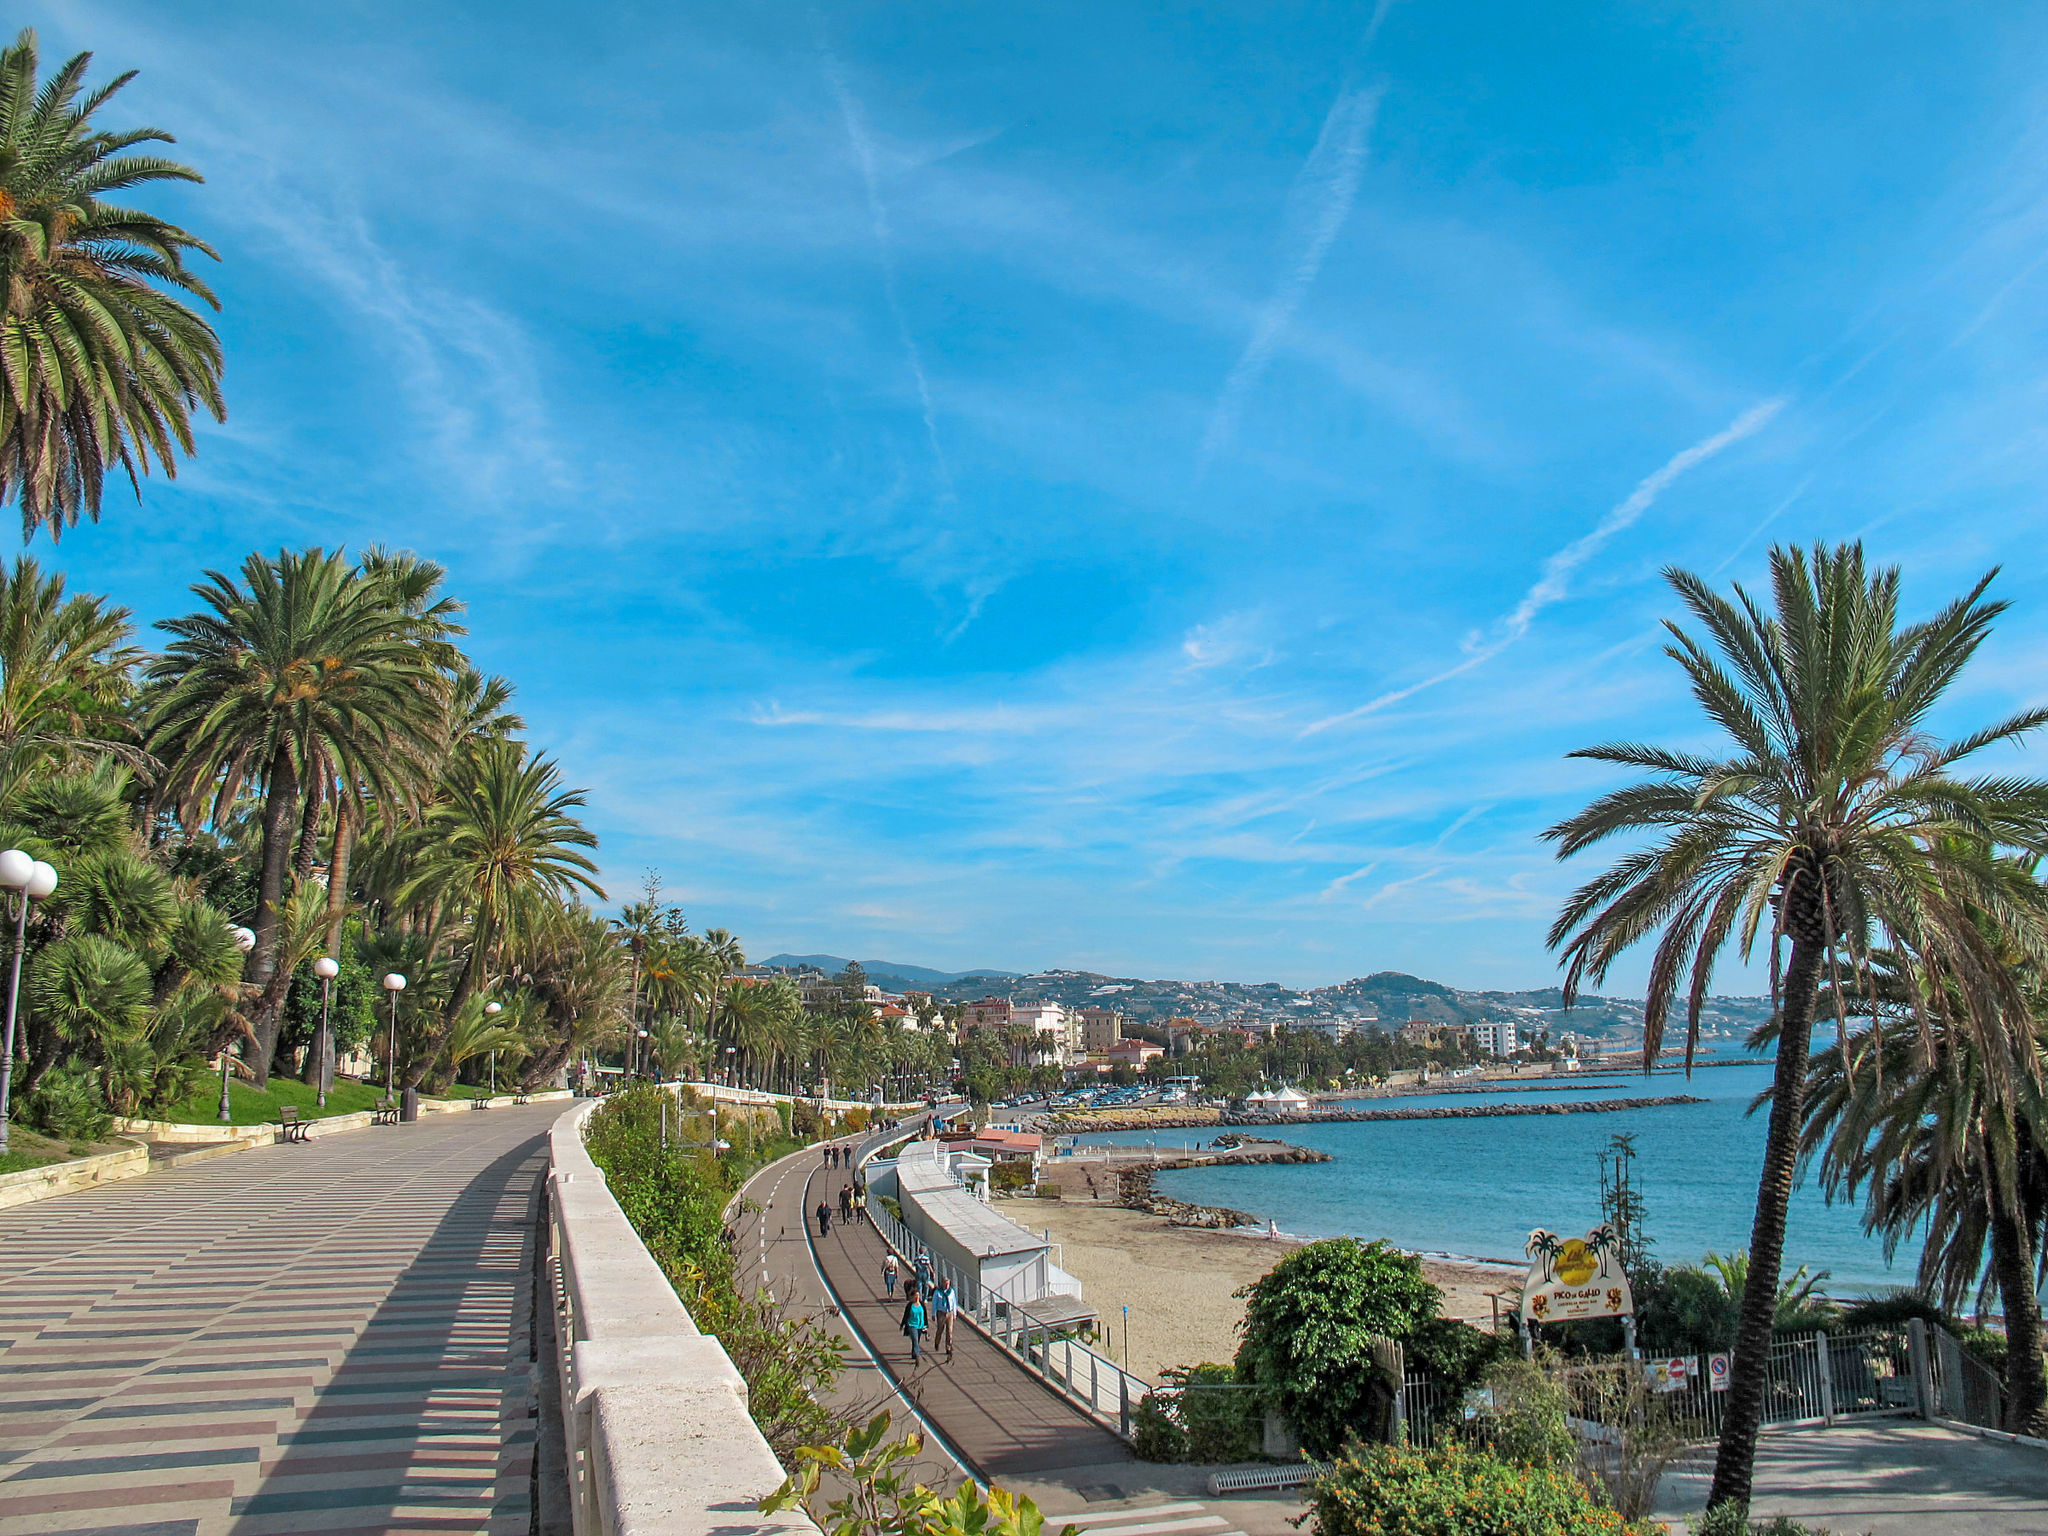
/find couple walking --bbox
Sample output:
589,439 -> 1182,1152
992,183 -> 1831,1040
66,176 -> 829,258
881,1253 -> 955,1364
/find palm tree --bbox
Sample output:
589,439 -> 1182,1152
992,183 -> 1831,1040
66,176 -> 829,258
1545,542 -> 2048,1513
513,903 -> 627,1092
400,740 -> 602,1087
0,30 -> 225,541
146,549 -> 445,1084
1802,998 -> 2048,1432
0,558 -> 147,804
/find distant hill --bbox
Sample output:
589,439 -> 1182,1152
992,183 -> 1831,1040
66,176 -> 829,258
758,954 -> 1021,987
752,953 -> 1771,1044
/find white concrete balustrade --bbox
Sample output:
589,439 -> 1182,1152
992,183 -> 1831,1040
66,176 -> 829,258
547,1100 -> 818,1536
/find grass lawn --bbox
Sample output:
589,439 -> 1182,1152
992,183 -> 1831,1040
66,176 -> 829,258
0,1124 -> 132,1175
153,1074 -> 517,1126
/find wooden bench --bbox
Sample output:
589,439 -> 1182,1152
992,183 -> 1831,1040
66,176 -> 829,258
372,1097 -> 399,1126
277,1105 -> 310,1143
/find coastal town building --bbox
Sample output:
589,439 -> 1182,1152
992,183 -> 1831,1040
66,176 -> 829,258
1011,1002 -> 1074,1063
1078,1006 -> 1124,1051
1398,1020 -> 1473,1051
1468,1018 -> 1521,1056
961,996 -> 1013,1031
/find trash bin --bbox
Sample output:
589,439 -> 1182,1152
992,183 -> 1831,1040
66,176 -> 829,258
401,1087 -> 419,1122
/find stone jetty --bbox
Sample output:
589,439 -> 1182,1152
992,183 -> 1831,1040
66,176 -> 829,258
1042,1094 -> 1704,1135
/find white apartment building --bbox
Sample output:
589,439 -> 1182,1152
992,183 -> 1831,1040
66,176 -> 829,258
1468,1019 -> 1521,1057
1009,1002 -> 1074,1064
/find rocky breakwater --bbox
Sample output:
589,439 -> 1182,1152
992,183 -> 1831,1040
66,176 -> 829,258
1114,1140 -> 1330,1229
1217,1095 -> 1705,1127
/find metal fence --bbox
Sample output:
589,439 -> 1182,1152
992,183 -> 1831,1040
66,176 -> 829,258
1928,1322 -> 2006,1431
1403,1328 -> 1925,1449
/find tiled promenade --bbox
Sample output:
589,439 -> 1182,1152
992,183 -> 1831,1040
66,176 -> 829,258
0,1102 -> 563,1536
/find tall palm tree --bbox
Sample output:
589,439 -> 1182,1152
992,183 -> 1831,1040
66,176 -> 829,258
0,30 -> 225,541
146,549 -> 445,1083
0,558 -> 146,804
400,740 -> 602,1087
314,550 -> 472,958
513,902 -> 627,1091
1546,543 -> 2048,1513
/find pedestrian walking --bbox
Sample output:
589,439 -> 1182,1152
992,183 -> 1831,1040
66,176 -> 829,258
815,1201 -> 831,1237
902,1287 -> 928,1363
915,1251 -> 935,1293
838,1185 -> 852,1219
932,1278 -> 957,1361
882,1253 -> 898,1298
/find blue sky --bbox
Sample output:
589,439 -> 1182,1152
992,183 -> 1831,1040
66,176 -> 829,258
29,2 -> 2048,989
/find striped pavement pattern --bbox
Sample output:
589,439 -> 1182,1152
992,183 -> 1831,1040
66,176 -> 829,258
0,1101 -> 564,1536
1035,1500 -> 1248,1536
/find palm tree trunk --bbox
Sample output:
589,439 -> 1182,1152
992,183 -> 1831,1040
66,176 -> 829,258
1987,1158 -> 2048,1435
322,802 -> 354,956
1708,927 -> 1825,1514
246,744 -> 301,1089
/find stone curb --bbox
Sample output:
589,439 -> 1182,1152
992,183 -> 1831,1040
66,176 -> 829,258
0,1139 -> 151,1210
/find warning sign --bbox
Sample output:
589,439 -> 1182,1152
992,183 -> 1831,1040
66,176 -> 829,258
1708,1353 -> 1731,1392
1650,1356 -> 1694,1393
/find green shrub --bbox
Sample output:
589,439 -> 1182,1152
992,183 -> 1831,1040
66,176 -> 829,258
1132,1363 -> 1263,1463
1306,1441 -> 1652,1536
1407,1317 -> 1510,1395
1235,1238 -> 1439,1458
1478,1357 -> 1576,1471
1689,1505 -> 1834,1536
22,1063 -> 113,1142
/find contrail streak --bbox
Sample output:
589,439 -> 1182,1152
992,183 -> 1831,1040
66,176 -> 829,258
1301,396 -> 1787,735
1198,84 -> 1380,475
823,51 -> 953,501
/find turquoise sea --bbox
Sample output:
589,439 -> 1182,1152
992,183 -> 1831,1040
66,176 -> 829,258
1070,1060 -> 1921,1294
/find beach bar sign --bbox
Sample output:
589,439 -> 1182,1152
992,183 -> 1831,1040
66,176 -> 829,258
1519,1225 -> 1632,1328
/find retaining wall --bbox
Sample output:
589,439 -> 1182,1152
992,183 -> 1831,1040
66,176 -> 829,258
546,1099 -> 816,1536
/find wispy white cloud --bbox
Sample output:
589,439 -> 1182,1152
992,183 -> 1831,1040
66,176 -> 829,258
1198,85 -> 1381,475
821,49 -> 954,508
1302,396 -> 1787,735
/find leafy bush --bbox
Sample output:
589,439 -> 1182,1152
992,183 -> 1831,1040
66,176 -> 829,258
763,1410 -> 1071,1536
1305,1441 -> 1653,1536
1689,1505 -> 1835,1536
1235,1238 -> 1439,1458
21,1063 -> 113,1141
1477,1357 -> 1576,1471
1407,1317 -> 1510,1396
990,1160 -> 1035,1193
1132,1363 -> 1262,1463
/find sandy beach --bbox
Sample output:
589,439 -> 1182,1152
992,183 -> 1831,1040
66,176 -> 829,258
1008,1194 -> 1522,1385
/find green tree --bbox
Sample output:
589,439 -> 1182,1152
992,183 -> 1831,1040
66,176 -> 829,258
147,549 -> 445,1083
1233,1238 -> 1440,1458
0,558 -> 146,803
1545,543 -> 2048,1512
0,30 -> 224,541
1801,1005 -> 2048,1433
400,740 -> 602,1087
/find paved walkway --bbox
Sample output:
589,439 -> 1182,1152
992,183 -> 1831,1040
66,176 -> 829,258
0,1102 -> 563,1536
739,1143 -> 1312,1536
1656,1421 -> 2048,1534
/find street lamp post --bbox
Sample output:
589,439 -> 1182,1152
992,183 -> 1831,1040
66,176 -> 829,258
382,973 -> 406,1100
0,852 -> 56,1156
313,956 -> 340,1107
725,1043 -> 736,1088
485,1000 -> 501,1093
635,1028 -> 649,1081
223,926 -> 256,1121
